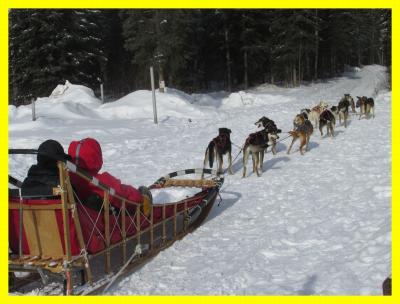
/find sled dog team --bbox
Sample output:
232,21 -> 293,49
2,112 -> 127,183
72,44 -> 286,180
203,93 -> 375,178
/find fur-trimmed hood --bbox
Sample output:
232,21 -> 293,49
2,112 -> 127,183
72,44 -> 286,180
68,138 -> 103,175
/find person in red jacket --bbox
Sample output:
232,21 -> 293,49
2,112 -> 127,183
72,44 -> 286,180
68,138 -> 152,215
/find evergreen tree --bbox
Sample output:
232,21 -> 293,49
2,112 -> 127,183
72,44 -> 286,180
9,9 -> 107,102
9,8 -> 392,104
238,10 -> 270,89
122,9 -> 190,92
270,10 -> 316,86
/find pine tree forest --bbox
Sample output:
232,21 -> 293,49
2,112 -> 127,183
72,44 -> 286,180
9,9 -> 391,105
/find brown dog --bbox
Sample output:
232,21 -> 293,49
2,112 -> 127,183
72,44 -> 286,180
287,114 -> 313,155
356,96 -> 375,119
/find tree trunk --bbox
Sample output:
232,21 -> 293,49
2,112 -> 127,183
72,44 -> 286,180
155,10 -> 165,93
314,10 -> 319,80
270,46 -> 274,84
298,44 -> 302,85
305,52 -> 310,80
370,29 -> 375,64
293,64 -> 297,87
244,49 -> 248,89
356,24 -> 362,67
224,16 -> 232,92
158,65 -> 165,93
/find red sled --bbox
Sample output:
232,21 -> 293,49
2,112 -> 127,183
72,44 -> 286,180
9,149 -> 223,295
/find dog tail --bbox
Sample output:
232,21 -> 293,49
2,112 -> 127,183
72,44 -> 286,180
208,141 -> 215,168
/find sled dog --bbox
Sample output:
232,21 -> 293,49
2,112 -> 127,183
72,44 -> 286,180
288,114 -> 313,155
342,94 -> 356,113
330,106 -> 339,123
308,102 -> 328,128
300,108 -> 310,120
202,128 -> 233,178
337,96 -> 350,127
242,129 -> 278,178
255,116 -> 281,155
356,96 -> 375,119
319,109 -> 336,137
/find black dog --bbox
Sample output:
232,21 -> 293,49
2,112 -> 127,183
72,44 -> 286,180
255,116 -> 282,134
202,128 -> 233,177
255,116 -> 281,154
337,97 -> 350,127
319,109 -> 336,137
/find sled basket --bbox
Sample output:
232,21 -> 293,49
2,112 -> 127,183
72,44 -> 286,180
8,149 -> 223,295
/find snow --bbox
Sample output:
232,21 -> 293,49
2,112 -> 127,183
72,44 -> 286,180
9,65 -> 391,295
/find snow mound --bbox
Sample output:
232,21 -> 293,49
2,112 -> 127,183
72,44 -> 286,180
98,88 -> 209,120
9,81 -> 102,122
47,80 -> 100,106
221,91 -> 292,108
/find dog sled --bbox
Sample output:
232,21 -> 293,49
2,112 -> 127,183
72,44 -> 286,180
8,149 -> 224,295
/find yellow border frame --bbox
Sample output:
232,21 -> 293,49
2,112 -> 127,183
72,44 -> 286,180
2,1 -> 396,303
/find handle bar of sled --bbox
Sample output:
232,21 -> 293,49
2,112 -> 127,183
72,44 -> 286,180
9,149 -> 70,162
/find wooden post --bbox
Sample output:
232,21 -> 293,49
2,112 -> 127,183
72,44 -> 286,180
31,97 -> 36,121
100,83 -> 104,103
150,66 -> 158,124
58,162 -> 73,294
18,189 -> 23,258
103,192 -> 111,274
121,200 -> 127,264
65,175 -> 93,283
58,162 -> 72,261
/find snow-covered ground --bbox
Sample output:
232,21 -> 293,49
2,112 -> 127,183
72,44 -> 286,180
9,65 -> 391,295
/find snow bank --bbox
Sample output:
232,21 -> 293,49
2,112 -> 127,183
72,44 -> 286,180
9,80 -> 101,122
98,88 -> 210,120
48,80 -> 99,105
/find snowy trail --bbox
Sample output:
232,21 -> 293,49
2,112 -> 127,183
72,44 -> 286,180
9,65 -> 391,295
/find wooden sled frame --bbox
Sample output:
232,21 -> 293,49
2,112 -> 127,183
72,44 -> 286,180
9,150 -> 224,295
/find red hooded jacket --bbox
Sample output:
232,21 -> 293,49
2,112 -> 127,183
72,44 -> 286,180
68,138 -> 143,211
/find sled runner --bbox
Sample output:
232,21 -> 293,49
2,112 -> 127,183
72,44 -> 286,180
8,149 -> 223,295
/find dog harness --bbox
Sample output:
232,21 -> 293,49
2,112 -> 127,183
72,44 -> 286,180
295,120 -> 313,133
320,110 -> 334,122
245,130 -> 269,148
213,134 -> 231,155
338,98 -> 349,113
